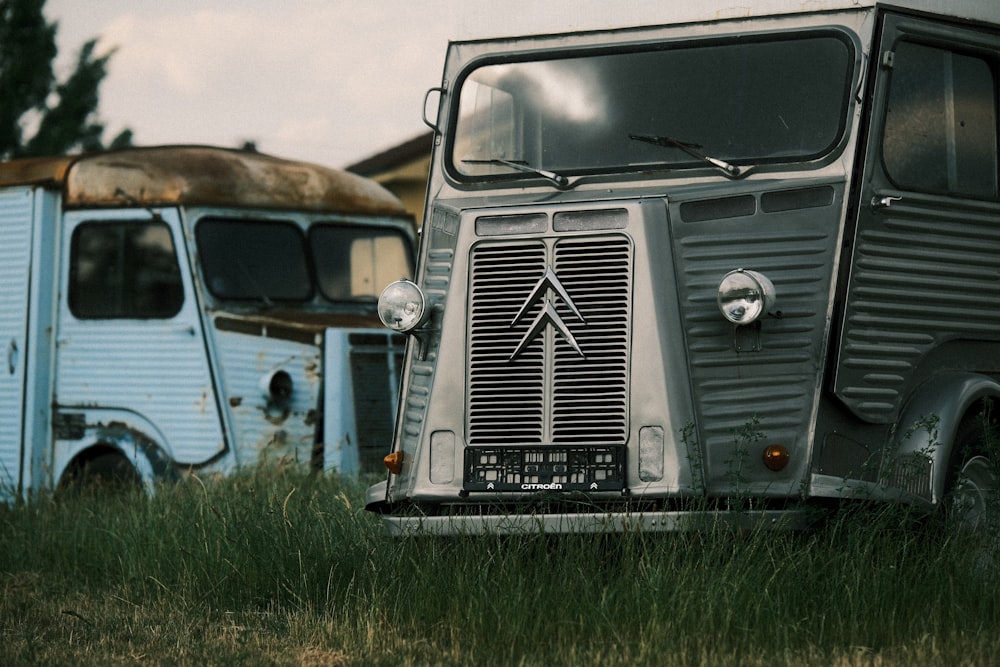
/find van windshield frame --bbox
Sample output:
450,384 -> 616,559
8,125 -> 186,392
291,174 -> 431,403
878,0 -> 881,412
447,29 -> 857,183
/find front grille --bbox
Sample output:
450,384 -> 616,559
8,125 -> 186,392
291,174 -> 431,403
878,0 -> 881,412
350,332 -> 405,472
468,233 -> 632,449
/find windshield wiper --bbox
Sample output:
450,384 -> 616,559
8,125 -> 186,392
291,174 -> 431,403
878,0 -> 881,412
463,158 -> 571,189
629,133 -> 741,178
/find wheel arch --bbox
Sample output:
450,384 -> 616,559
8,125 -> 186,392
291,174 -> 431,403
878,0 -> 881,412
894,372 -> 1000,505
54,411 -> 179,494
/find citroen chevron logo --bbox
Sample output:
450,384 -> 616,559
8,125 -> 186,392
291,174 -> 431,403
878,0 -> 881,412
509,267 -> 586,361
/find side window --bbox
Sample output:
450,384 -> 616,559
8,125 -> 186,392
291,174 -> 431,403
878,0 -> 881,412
69,220 -> 184,319
882,41 -> 998,199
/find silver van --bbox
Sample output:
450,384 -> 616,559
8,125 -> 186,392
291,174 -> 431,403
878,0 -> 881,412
369,1 -> 1000,533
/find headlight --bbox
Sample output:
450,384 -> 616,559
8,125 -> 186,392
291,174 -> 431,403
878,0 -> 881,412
717,269 -> 776,324
378,280 -> 428,332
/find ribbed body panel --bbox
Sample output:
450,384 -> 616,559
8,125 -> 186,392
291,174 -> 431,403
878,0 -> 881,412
214,329 -> 320,468
55,319 -> 225,463
835,203 -> 1000,422
0,188 -> 32,499
671,186 -> 842,488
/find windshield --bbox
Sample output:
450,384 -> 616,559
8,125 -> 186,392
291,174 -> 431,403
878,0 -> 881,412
196,218 -> 413,304
450,31 -> 854,182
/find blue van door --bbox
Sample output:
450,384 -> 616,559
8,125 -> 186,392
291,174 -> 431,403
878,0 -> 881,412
0,188 -> 34,501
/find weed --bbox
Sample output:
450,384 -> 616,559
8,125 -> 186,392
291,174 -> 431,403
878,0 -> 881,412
723,414 -> 763,508
0,467 -> 998,666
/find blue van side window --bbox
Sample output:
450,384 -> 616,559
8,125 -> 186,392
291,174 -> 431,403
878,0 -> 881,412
69,220 -> 184,319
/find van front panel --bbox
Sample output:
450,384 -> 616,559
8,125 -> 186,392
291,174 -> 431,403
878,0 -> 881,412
371,8 -> 877,530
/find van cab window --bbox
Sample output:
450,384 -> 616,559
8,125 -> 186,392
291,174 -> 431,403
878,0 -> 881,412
69,220 -> 183,320
197,219 -> 311,302
882,41 -> 998,199
450,32 -> 855,182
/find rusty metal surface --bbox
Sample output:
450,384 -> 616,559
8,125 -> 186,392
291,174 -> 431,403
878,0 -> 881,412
0,145 -> 409,216
0,154 -> 75,187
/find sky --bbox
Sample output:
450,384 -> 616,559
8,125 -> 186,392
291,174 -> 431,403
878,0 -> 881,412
42,1 -> 703,170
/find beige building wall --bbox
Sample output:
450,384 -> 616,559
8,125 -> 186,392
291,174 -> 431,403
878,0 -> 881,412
347,132 -> 433,228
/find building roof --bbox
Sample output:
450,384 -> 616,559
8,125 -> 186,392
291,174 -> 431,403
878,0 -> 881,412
346,131 -> 434,178
0,145 -> 409,216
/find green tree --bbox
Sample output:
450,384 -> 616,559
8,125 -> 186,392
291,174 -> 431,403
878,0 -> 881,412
0,0 -> 131,159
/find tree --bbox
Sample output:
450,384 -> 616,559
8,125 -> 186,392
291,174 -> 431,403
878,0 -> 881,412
0,0 -> 131,159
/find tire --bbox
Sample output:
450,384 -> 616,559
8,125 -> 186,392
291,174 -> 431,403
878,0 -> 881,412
945,413 -> 999,529
58,450 -> 144,498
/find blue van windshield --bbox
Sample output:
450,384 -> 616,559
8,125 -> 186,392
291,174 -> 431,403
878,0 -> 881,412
197,219 -> 413,304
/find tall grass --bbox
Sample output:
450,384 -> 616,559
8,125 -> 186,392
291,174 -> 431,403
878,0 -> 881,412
1,469 -> 998,666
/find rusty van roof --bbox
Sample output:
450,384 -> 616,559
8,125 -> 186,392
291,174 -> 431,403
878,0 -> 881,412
0,145 -> 409,216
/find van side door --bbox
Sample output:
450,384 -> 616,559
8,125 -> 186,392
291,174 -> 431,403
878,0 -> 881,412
0,188 -> 36,501
835,11 -> 1000,426
54,209 -> 226,470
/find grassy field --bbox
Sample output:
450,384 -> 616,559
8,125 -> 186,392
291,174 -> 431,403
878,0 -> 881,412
1,468 -> 998,667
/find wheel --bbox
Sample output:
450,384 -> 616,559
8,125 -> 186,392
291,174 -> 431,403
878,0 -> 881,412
945,413 -> 998,529
57,450 -> 144,498
949,455 -> 995,526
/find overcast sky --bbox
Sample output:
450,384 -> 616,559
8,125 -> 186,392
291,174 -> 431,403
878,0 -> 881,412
42,1 -> 705,169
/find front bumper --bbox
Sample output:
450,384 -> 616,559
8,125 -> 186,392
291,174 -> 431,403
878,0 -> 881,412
366,483 -> 820,535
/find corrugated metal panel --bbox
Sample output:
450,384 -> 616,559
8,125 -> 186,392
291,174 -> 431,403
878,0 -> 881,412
323,328 -> 407,473
54,319 -> 225,464
0,188 -> 32,501
835,201 -> 1000,422
672,183 -> 843,490
55,207 -> 224,465
394,207 -> 457,465
214,329 -> 321,469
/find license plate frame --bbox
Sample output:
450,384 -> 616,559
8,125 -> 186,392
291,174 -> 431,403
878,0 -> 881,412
464,445 -> 625,492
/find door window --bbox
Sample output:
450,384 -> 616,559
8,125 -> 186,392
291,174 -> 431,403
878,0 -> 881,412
69,220 -> 184,319
882,41 -> 998,199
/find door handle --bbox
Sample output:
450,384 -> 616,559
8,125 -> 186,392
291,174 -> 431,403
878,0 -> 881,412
7,338 -> 17,375
870,195 -> 902,211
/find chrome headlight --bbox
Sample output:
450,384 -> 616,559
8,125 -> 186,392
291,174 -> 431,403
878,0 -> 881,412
378,279 -> 428,332
717,269 -> 776,324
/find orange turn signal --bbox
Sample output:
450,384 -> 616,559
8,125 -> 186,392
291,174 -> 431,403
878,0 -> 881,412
762,445 -> 790,471
383,451 -> 404,474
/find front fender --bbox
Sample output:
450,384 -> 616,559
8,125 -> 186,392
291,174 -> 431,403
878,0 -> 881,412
894,372 -> 1000,504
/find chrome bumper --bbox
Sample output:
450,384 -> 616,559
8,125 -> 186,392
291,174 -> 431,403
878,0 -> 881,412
374,507 -> 818,536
